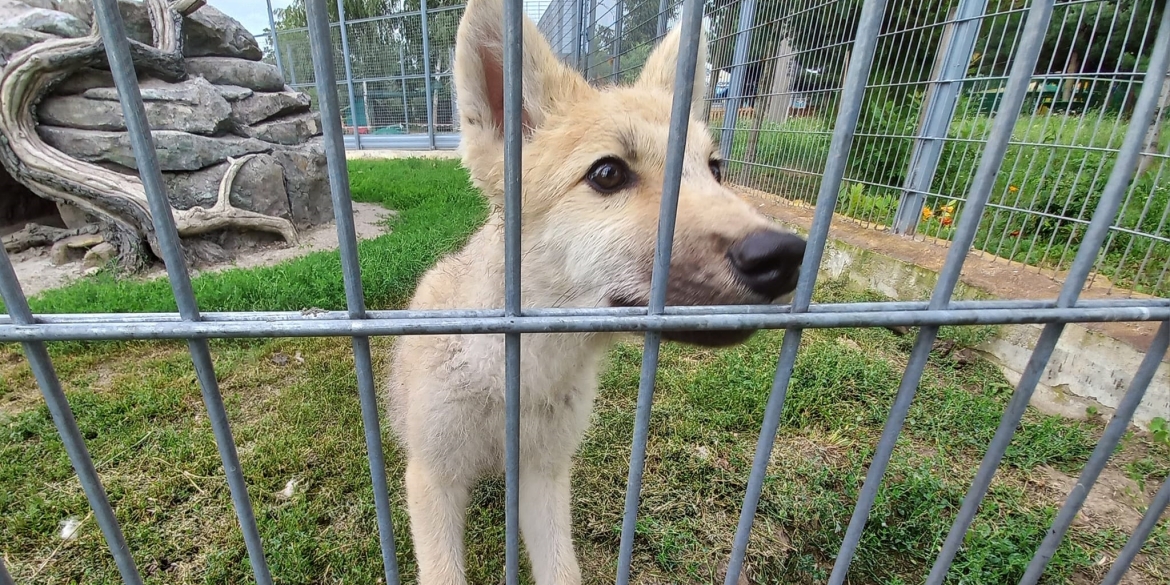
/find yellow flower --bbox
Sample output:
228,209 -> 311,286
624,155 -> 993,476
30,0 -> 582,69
941,204 -> 955,214
922,207 -> 934,220
1008,185 -> 1019,193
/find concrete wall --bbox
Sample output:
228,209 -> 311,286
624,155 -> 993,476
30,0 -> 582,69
810,220 -> 1168,427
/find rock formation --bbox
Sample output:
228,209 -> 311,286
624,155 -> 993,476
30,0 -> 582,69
0,0 -> 333,271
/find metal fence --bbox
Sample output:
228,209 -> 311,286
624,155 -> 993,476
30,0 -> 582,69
1,0 -> 1169,584
255,0 -> 1170,298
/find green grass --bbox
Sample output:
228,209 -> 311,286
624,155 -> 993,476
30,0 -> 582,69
2,157 -> 488,315
2,159 -> 1168,584
720,105 -> 1170,297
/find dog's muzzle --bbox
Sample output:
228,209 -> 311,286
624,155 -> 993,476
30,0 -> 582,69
727,230 -> 807,300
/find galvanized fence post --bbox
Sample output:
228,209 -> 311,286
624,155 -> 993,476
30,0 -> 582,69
573,0 -> 584,70
926,0 -> 1170,581
0,554 -> 12,585
502,0 -> 525,582
266,0 -> 285,80
891,0 -> 988,235
285,42 -> 298,85
614,0 -> 705,581
656,0 -> 668,38
719,0 -> 757,161
0,251 -> 143,585
399,40 -> 412,132
91,0 -> 276,581
305,0 -> 402,581
421,0 -> 438,149
337,0 -> 363,149
612,0 -> 624,81
723,0 -> 890,582
585,0 -> 598,79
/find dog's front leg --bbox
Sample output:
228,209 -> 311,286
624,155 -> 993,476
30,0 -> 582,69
520,464 -> 581,585
406,459 -> 473,585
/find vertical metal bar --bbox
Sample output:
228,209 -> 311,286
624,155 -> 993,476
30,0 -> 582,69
927,2 -> 1170,581
336,0 -> 363,149
612,0 -> 624,81
266,0 -> 285,81
0,250 -> 143,585
585,0 -> 597,80
399,41 -> 411,131
286,42 -> 298,85
656,0 -> 668,38
615,0 -> 704,582
91,1 -> 274,583
0,554 -> 12,585
723,0 -> 889,583
892,0 -> 988,234
502,0 -> 524,582
1101,471 -> 1170,585
305,0 -> 401,583
420,0 -> 437,148
1019,321 -> 1170,584
573,0 -> 584,70
827,0 -> 1057,580
363,80 -> 372,131
718,0 -> 756,161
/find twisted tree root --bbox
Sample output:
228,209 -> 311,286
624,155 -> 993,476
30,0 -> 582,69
0,0 -> 297,272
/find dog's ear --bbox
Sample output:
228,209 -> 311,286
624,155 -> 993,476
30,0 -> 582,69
454,0 -> 587,141
635,26 -> 708,119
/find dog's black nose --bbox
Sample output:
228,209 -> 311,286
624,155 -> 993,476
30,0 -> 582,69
727,230 -> 806,299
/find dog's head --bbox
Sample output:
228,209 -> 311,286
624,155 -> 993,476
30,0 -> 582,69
454,0 -> 807,346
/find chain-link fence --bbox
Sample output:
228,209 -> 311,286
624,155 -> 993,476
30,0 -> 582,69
259,0 -> 1169,298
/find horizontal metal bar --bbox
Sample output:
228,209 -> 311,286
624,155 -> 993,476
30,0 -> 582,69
4,298 -> 1166,326
1,305 -> 1164,342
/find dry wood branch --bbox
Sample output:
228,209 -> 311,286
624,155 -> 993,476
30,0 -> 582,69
2,223 -> 99,253
174,155 -> 299,244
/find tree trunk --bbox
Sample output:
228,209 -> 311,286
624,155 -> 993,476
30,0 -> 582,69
1138,70 -> 1170,177
739,75 -> 772,185
0,0 -> 295,272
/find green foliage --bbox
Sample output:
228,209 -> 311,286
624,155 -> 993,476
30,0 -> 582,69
1153,417 -> 1169,446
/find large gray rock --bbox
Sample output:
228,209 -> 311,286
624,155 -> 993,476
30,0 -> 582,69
245,112 -> 321,145
165,154 -> 292,220
186,57 -> 284,92
51,67 -> 114,95
38,126 -> 272,171
272,139 -> 332,227
40,77 -> 233,135
182,4 -> 262,61
216,85 -> 253,102
231,90 -> 310,125
0,25 -> 51,60
50,0 -> 91,26
116,0 -> 152,45
0,3 -> 87,38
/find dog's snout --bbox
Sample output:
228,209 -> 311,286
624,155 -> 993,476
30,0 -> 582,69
727,230 -> 806,299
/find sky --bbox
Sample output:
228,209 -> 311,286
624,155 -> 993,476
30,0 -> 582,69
208,1 -> 553,36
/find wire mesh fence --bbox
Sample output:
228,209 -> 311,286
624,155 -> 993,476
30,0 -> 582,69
703,0 -> 1170,299
1,0 -> 1169,584
257,0 -> 1170,298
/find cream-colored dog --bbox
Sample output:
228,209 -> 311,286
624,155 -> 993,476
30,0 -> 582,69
385,0 -> 806,583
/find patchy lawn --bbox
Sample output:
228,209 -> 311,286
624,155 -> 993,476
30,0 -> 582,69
1,160 -> 1167,584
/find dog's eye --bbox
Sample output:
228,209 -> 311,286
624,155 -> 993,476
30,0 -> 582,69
585,157 -> 631,194
710,159 -> 723,183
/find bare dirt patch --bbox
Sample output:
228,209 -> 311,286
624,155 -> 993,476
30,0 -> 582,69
8,201 -> 394,299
